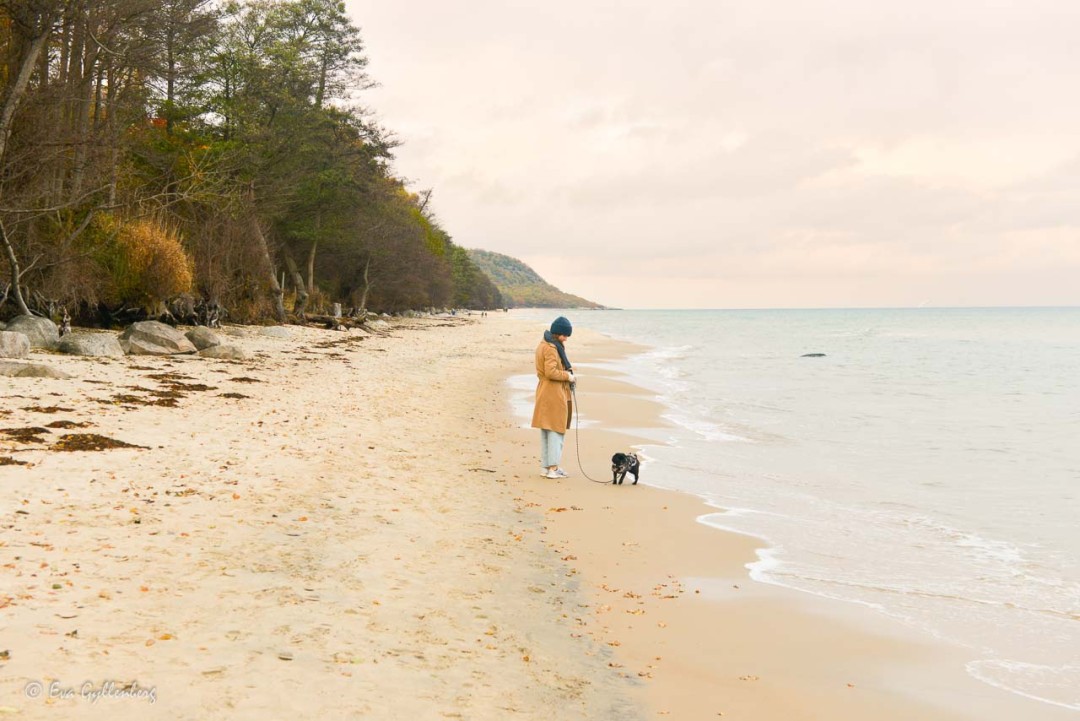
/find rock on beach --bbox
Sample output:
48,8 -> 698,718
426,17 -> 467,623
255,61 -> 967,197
58,331 -> 125,358
4,315 -> 60,350
185,326 -> 223,350
0,360 -> 71,378
0,330 -> 30,359
119,321 -> 198,355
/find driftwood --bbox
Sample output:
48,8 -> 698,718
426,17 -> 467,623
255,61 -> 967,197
295,313 -> 369,329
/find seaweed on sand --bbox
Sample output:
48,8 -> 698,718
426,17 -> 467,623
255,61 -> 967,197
51,434 -> 147,452
46,420 -> 92,429
0,427 -> 51,443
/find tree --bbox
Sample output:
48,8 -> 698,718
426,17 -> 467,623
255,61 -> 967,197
1,0 -> 502,324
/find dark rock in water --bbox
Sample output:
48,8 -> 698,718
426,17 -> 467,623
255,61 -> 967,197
801,353 -> 826,358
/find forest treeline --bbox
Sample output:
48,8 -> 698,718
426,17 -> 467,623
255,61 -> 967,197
0,0 -> 503,326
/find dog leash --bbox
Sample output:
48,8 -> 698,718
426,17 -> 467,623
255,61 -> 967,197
570,384 -> 614,485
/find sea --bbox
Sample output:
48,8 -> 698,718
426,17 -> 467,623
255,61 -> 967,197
509,307 -> 1079,713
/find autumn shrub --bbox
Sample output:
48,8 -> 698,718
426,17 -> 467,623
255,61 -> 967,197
93,215 -> 194,309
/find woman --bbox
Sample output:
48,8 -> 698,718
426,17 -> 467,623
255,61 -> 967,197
532,316 -> 576,479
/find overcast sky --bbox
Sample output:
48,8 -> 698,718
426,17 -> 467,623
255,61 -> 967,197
344,0 -> 1080,309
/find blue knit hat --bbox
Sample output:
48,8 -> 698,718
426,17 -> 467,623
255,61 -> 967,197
550,316 -> 573,336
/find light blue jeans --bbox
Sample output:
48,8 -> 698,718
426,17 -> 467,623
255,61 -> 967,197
540,429 -> 565,468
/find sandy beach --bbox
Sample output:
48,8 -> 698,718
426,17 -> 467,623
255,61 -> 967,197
1,314 -> 1071,720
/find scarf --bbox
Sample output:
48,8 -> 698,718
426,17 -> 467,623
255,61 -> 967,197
543,330 -> 573,374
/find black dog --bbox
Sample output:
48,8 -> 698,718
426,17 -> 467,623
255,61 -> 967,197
611,452 -> 641,485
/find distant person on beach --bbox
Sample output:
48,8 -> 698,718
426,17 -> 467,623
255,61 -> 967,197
532,316 -> 576,479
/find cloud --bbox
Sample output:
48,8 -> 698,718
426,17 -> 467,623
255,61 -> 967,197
347,0 -> 1080,307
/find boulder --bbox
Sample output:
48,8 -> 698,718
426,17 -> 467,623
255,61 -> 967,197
258,326 -> 291,339
119,321 -> 197,355
185,326 -> 223,350
0,331 -> 30,359
0,320 -> 6,330
368,319 -> 390,331
5,315 -> 60,350
198,344 -> 250,361
0,360 -> 72,379
58,332 -> 125,358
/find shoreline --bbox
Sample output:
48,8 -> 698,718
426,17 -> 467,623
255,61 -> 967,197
1,313 -> 1072,719
500,314 -> 1075,720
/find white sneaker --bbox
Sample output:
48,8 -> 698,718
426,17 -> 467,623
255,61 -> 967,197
543,470 -> 561,479
554,468 -> 570,478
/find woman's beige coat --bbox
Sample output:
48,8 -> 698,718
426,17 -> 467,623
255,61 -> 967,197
531,339 -> 573,433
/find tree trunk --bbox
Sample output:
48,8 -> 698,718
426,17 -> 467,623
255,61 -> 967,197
358,257 -> 372,312
251,216 -> 286,323
306,238 -> 317,295
0,221 -> 32,316
70,16 -> 100,199
284,253 -> 309,319
106,64 -> 118,206
0,32 -> 50,165
315,48 -> 328,109
165,22 -> 176,134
